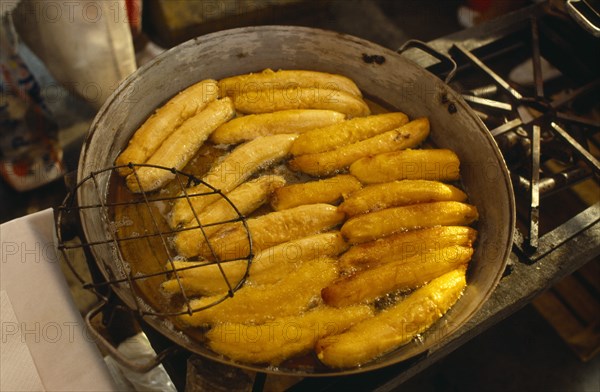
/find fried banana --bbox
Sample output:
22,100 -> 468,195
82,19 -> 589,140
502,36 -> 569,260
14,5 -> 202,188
201,204 -> 346,260
321,245 -> 472,307
271,175 -> 362,211
316,267 -> 467,368
350,149 -> 460,184
169,134 -> 297,227
210,109 -> 346,145
219,68 -> 362,98
289,118 -> 430,177
161,259 -> 248,298
339,226 -> 477,272
126,98 -> 235,192
163,232 -> 348,296
341,201 -> 479,244
230,87 -> 370,117
207,305 -> 374,365
339,179 -> 467,216
248,231 -> 348,285
177,257 -> 339,326
290,113 -> 409,156
173,175 -> 286,258
116,79 -> 218,174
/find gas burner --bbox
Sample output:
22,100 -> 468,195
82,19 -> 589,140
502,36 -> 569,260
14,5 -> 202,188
436,12 -> 600,258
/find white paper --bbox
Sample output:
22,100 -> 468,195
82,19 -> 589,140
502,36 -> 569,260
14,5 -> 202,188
0,209 -> 116,391
1,290 -> 46,392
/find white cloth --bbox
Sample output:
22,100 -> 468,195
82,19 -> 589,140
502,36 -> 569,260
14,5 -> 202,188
11,0 -> 137,110
0,209 -> 117,391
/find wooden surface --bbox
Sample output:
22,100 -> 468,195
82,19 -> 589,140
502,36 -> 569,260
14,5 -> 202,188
533,259 -> 600,362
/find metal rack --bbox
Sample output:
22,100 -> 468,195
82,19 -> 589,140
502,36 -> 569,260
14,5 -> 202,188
450,28 -> 599,252
413,6 -> 600,257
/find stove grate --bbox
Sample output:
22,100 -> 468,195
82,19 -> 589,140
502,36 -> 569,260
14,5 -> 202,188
444,16 -> 599,255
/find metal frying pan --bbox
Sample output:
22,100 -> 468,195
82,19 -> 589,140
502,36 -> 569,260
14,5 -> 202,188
76,26 -> 515,376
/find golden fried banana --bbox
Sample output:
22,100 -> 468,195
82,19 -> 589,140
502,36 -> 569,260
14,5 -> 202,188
207,305 -> 374,365
271,175 -> 362,211
210,109 -> 345,145
219,68 -> 362,98
173,175 -> 286,258
177,257 -> 339,326
126,98 -> 235,192
316,267 -> 466,368
249,231 -> 348,285
339,179 -> 467,216
350,149 -> 460,184
339,226 -> 477,272
203,204 -> 346,260
163,232 -> 348,296
341,201 -> 479,244
289,118 -> 430,177
161,259 -> 248,298
290,113 -> 409,156
169,134 -> 297,227
230,87 -> 370,117
116,79 -> 218,173
321,245 -> 472,307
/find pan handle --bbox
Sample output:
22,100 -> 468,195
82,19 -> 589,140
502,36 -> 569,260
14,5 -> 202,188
85,300 -> 179,373
566,0 -> 600,38
397,39 -> 458,84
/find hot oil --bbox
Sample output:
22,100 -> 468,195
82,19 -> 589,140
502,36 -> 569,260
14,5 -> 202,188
104,94 -> 458,371
107,143 -> 228,315
364,94 -> 396,115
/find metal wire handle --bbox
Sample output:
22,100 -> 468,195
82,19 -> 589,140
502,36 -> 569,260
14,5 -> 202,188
397,39 -> 458,84
84,300 -> 179,373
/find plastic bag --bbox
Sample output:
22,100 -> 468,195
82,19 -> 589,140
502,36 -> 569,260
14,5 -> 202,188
103,333 -> 177,392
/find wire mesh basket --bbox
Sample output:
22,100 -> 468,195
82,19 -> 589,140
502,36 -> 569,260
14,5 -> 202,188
54,163 -> 253,320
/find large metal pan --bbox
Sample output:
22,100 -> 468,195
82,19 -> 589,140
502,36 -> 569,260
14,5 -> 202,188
77,26 -> 515,376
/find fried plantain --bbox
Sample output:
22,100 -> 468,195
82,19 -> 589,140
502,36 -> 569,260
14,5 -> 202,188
316,267 -> 467,368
